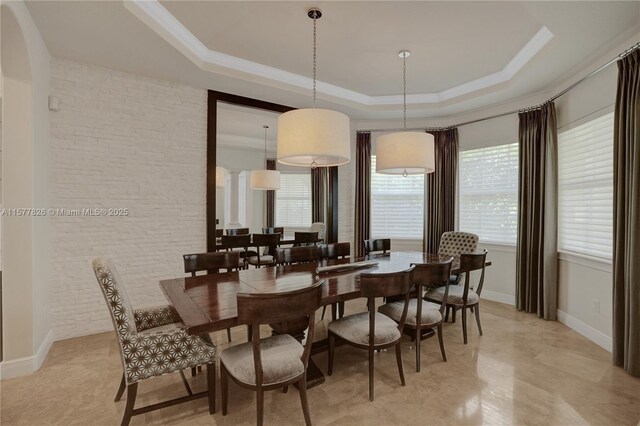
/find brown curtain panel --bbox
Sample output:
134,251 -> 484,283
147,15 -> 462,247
424,128 -> 459,253
516,102 -> 558,320
266,159 -> 276,228
613,49 -> 640,377
311,166 -> 338,243
354,132 -> 371,257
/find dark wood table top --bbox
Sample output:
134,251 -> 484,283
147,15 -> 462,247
214,236 -> 322,251
160,251 -> 488,336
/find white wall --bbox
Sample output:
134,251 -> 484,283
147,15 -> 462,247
1,0 -> 52,378
48,58 -> 207,339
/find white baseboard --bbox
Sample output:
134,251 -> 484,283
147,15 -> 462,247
557,310 -> 612,353
0,329 -> 55,380
482,290 -> 515,306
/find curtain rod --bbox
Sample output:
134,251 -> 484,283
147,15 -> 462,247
357,41 -> 640,134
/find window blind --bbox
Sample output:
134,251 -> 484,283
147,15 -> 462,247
459,143 -> 518,245
558,112 -> 614,260
275,173 -> 312,228
370,155 -> 424,239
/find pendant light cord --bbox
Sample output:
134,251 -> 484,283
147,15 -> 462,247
263,125 -> 268,165
403,52 -> 407,130
312,14 -> 317,108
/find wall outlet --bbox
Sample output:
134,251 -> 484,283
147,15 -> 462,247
593,299 -> 600,313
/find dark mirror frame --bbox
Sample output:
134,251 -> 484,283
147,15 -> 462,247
208,90 -> 338,251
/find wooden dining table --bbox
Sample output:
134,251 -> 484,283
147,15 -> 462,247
160,251 -> 490,387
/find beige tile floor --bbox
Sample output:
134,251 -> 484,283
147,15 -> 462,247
2,300 -> 639,425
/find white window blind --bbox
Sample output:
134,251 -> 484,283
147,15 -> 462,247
370,155 -> 424,239
459,143 -> 518,245
275,173 -> 312,228
558,112 -> 614,260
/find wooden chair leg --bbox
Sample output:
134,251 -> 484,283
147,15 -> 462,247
395,342 -> 405,386
321,305 -> 327,320
191,367 -> 197,377
474,304 -> 483,336
207,362 -> 216,414
256,389 -> 265,426
221,363 -> 229,416
415,327 -> 421,372
282,385 -> 288,393
114,373 -> 126,402
120,383 -> 137,426
462,307 -> 468,344
444,306 -> 450,322
227,327 -> 232,343
298,376 -> 312,426
338,301 -> 345,318
452,307 -> 457,323
437,323 -> 447,362
368,347 -> 375,401
328,333 -> 335,376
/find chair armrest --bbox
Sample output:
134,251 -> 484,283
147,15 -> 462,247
133,304 -> 182,331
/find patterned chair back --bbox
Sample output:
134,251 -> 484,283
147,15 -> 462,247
93,257 -> 137,338
438,232 -> 479,257
310,222 -> 326,240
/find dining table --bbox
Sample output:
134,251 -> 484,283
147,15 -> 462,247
213,235 -> 322,251
160,251 -> 491,387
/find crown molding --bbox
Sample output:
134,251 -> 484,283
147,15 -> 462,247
125,0 -> 553,107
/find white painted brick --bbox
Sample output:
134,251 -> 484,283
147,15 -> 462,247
49,58 -> 207,339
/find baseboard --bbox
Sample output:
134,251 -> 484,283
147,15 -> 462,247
482,290 -> 515,306
556,310 -> 612,353
0,329 -> 55,380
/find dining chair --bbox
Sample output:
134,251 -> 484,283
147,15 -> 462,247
262,226 -> 284,235
247,233 -> 281,268
294,231 -> 319,246
275,246 -> 322,265
424,251 -> 487,344
215,228 -> 224,238
364,238 -> 390,255
328,266 -> 414,401
379,258 -> 452,372
183,251 -> 242,343
220,281 -> 323,426
92,257 -> 216,426
226,227 -> 250,236
220,234 -> 257,266
322,242 -> 351,259
310,222 -> 326,242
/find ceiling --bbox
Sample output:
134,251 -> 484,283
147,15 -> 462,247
25,1 -> 640,119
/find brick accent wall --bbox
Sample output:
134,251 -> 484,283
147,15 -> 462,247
49,59 -> 207,339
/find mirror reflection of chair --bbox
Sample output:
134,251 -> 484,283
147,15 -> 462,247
310,222 -> 326,242
379,258 -> 453,371
220,235 -> 257,267
294,231 -> 319,247
275,246 -> 322,265
247,233 -> 281,268
220,281 -> 323,426
183,252 -> 242,343
425,251 -> 488,344
328,267 -> 414,401
364,238 -> 390,255
262,227 -> 284,235
226,227 -> 250,236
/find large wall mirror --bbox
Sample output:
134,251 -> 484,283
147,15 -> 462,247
207,91 -> 337,251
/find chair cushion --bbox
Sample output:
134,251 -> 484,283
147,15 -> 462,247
426,285 -> 479,305
378,299 -> 442,326
328,312 -> 401,346
220,334 -> 304,386
247,255 -> 275,266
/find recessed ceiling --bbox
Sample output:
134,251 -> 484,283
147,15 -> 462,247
217,103 -> 279,152
25,1 -> 640,119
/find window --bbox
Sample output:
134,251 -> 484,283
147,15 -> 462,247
558,112 -> 614,260
275,173 -> 312,228
370,155 -> 424,239
459,143 -> 518,245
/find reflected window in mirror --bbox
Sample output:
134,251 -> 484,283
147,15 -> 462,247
276,173 -> 312,230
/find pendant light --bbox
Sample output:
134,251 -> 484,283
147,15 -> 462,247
376,51 -> 435,176
277,8 -> 350,169
250,125 -> 281,190
216,166 -> 227,188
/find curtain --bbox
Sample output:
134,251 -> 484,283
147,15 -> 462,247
613,49 -> 640,377
266,159 -> 276,228
424,128 -> 459,253
311,166 -> 338,243
516,102 -> 558,320
354,132 -> 371,258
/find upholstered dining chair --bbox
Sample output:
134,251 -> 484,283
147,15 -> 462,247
328,267 -> 414,401
183,251 -> 242,343
424,251 -> 487,344
247,233 -> 281,268
294,231 -> 319,246
220,281 -> 323,426
379,259 -> 453,372
92,257 -> 216,426
364,238 -> 390,255
220,234 -> 257,266
275,246 -> 322,265
226,227 -> 250,236
310,222 -> 326,241
319,242 -> 351,320
262,226 -> 284,235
